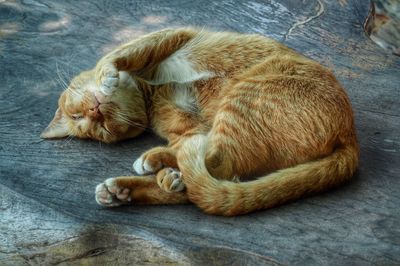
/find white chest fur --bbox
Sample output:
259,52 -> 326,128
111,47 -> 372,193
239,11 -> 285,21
148,48 -> 212,114
150,50 -> 213,85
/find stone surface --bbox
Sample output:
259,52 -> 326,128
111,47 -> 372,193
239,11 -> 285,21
0,0 -> 399,265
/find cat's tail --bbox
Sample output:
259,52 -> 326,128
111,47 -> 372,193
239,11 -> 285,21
177,135 -> 359,216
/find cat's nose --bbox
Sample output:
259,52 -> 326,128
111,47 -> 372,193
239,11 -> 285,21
88,91 -> 108,119
88,104 -> 102,119
88,106 -> 100,118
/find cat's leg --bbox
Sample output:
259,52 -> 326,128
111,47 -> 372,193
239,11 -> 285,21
156,167 -> 185,193
136,149 -> 234,195
95,175 -> 188,207
132,146 -> 187,193
132,146 -> 177,175
154,133 -> 237,194
95,28 -> 197,94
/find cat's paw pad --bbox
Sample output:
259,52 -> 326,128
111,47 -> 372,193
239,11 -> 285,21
157,168 -> 185,193
95,178 -> 131,207
95,63 -> 119,95
132,154 -> 162,175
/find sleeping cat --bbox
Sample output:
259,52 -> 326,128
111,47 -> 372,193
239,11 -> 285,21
41,28 -> 359,216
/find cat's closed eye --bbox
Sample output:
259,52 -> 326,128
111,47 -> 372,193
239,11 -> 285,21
71,114 -> 83,120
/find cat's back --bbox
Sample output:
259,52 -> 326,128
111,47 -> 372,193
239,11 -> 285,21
181,30 -> 297,75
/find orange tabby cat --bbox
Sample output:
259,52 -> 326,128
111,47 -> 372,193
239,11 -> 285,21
42,28 -> 359,216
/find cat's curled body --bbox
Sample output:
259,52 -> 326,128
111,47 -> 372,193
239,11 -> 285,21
42,28 -> 359,216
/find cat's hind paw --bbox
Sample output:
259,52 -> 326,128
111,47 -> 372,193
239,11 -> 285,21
156,168 -> 185,193
95,178 -> 131,207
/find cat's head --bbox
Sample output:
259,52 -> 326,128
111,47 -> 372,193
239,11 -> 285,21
41,70 -> 148,143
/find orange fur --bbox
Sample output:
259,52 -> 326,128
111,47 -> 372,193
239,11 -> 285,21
43,28 -> 359,215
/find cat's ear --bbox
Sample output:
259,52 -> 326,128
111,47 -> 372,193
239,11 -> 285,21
40,108 -> 69,139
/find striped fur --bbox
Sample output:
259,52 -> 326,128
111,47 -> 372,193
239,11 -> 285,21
43,28 -> 359,215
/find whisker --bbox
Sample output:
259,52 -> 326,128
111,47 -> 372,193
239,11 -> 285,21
68,86 -> 85,99
56,61 -> 69,89
64,55 -> 77,81
98,140 -> 103,150
63,135 -> 75,145
102,125 -> 113,135
113,112 -> 151,131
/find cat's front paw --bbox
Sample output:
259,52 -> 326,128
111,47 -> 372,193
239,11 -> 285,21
156,168 -> 185,193
95,60 -> 119,95
95,178 -> 131,207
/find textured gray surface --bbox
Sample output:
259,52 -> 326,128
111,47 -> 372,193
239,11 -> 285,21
1,0 -> 399,265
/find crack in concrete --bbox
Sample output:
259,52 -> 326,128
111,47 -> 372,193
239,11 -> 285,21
52,246 -> 111,265
282,0 -> 325,42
